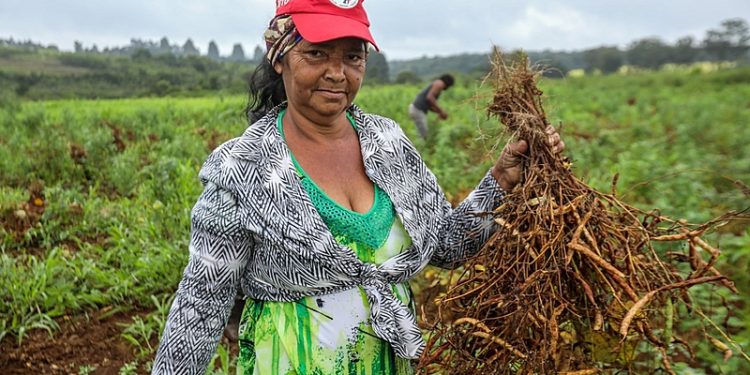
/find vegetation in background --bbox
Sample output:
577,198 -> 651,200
0,44 -> 256,100
2,17 -> 748,101
390,18 -> 750,79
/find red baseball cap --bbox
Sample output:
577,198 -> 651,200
274,0 -> 379,50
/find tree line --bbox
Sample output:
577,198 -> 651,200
80,37 -> 268,64
0,17 -> 747,100
391,18 -> 749,80
1,36 -> 266,63
0,37 -> 391,100
0,40 -> 257,100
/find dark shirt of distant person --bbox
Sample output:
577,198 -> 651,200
408,74 -> 454,140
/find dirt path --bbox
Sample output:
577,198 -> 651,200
0,308 -> 149,374
1,306 -> 242,375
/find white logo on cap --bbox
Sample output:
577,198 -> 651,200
329,0 -> 358,9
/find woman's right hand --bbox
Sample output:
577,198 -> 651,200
491,125 -> 564,191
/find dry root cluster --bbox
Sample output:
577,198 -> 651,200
418,52 -> 739,374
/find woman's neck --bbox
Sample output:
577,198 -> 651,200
283,106 -> 354,145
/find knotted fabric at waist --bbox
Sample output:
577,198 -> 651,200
354,263 -> 425,359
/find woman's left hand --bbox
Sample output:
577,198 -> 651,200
490,125 -> 565,191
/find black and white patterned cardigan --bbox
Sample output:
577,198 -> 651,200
152,104 -> 505,374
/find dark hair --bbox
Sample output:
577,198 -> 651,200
246,59 -> 287,124
439,74 -> 455,88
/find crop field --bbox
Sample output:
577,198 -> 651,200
1,68 -> 749,374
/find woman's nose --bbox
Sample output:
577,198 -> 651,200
324,57 -> 346,81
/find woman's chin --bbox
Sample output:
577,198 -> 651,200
309,101 -> 350,118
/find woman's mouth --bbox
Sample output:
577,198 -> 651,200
316,89 -> 347,99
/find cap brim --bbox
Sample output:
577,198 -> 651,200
291,13 -> 379,51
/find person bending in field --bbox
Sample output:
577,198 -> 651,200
152,0 -> 565,374
408,73 -> 454,140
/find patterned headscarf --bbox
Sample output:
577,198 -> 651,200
264,15 -> 302,64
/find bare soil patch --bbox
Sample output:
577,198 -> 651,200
0,308 -> 148,375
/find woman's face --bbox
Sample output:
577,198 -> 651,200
275,37 -> 367,123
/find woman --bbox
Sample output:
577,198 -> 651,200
153,0 -> 564,374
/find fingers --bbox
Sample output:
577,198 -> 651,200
499,126 -> 564,170
553,139 -> 565,154
545,126 -> 559,145
545,125 -> 565,154
499,140 -> 528,168
509,139 -> 528,156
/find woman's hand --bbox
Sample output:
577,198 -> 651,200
490,125 -> 565,192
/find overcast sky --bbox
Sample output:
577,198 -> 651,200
1,0 -> 748,60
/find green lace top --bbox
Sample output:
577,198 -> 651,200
279,109 -> 396,254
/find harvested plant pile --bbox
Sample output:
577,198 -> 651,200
418,53 -> 740,374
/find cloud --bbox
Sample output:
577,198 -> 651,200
1,0 -> 749,59
0,0 -> 274,55
511,4 -> 588,36
498,4 -> 625,51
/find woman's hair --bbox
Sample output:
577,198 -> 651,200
439,74 -> 455,88
246,59 -> 287,124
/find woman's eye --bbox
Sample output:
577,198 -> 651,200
306,50 -> 325,58
348,54 -> 366,63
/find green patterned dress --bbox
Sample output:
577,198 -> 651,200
236,111 -> 415,375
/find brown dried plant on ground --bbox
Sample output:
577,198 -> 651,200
417,51 -> 744,374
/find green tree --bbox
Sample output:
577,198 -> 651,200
182,39 -> 199,56
671,36 -> 696,64
151,79 -> 172,96
365,49 -> 389,84
131,48 -> 152,61
703,18 -> 750,61
394,70 -> 421,84
208,41 -> 220,60
626,37 -> 671,69
583,46 -> 623,74
252,45 -> 265,63
229,43 -> 245,62
159,37 -> 171,54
